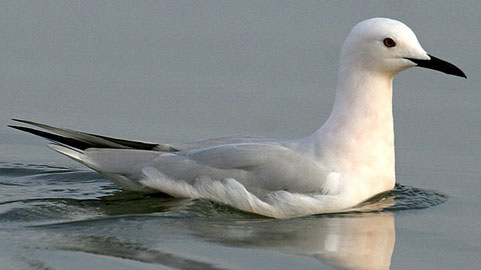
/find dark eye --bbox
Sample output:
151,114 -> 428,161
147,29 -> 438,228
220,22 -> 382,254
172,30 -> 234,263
383,38 -> 396,48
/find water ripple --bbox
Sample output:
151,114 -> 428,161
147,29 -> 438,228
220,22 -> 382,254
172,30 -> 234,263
0,162 -> 448,224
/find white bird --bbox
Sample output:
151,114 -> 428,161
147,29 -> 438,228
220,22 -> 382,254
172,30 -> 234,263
10,18 -> 465,218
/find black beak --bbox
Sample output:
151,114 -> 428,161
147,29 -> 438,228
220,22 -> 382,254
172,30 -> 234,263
405,54 -> 466,78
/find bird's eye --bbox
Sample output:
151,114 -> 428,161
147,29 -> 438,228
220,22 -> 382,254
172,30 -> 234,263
383,38 -> 396,48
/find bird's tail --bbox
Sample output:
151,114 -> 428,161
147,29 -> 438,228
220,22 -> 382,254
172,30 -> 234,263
9,119 -> 162,192
8,119 -> 161,151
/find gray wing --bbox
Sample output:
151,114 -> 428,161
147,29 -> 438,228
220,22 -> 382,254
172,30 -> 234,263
68,142 -> 330,196
168,136 -> 273,151
9,119 -> 271,151
148,143 -> 330,195
9,119 -> 330,195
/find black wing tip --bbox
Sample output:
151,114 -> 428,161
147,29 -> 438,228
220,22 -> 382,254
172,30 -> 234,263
9,119 -> 162,151
8,124 -> 32,132
9,124 -> 92,150
11,118 -> 30,124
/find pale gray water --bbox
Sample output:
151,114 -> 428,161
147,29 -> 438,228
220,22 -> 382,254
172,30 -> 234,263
1,1 -> 480,269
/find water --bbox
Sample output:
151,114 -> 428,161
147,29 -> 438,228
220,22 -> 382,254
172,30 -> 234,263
1,1 -> 480,269
0,163 -> 448,270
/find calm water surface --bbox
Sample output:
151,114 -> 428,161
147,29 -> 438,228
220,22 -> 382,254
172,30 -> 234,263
1,2 -> 480,269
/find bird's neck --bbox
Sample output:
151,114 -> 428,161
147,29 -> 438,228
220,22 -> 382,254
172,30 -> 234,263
305,67 -> 396,188
322,68 -> 394,141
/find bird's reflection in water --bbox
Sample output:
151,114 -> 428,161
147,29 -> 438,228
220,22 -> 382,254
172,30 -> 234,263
183,211 -> 395,269
48,211 -> 394,269
41,193 -> 396,269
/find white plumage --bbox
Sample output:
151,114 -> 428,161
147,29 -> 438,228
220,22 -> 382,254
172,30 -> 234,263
11,18 -> 465,218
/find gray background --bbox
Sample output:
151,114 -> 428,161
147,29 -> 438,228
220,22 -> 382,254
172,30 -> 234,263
1,1 -> 480,269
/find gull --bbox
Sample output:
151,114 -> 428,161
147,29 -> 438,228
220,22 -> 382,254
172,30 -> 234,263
10,18 -> 466,218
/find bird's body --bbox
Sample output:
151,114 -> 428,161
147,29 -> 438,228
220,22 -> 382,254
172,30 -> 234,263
10,18 -> 465,218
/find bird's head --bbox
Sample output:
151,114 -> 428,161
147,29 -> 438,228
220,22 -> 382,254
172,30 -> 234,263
340,17 -> 466,78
